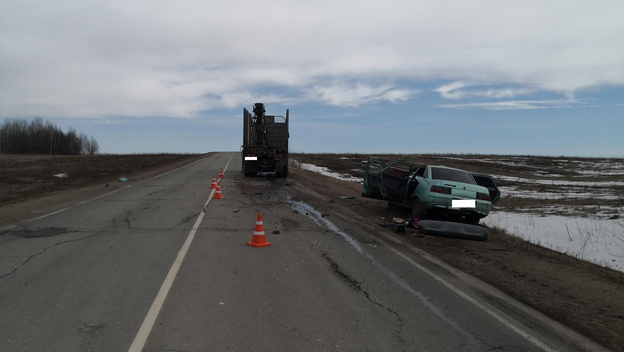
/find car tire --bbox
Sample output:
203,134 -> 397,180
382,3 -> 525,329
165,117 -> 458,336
411,198 -> 423,219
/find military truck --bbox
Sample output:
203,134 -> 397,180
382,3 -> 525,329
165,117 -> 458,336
242,103 -> 289,177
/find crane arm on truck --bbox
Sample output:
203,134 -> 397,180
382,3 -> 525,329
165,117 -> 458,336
242,103 -> 289,177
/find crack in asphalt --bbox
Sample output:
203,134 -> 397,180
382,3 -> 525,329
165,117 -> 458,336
76,322 -> 105,335
3,226 -> 69,239
123,208 -> 132,229
0,232 -> 99,280
321,251 -> 404,334
176,214 -> 198,227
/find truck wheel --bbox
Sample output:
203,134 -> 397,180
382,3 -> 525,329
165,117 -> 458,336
277,166 -> 288,178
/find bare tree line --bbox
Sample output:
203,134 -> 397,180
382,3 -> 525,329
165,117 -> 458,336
0,117 -> 99,155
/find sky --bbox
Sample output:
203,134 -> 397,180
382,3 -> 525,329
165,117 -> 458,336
1,0 -> 623,157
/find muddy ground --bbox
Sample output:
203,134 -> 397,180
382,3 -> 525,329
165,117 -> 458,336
1,153 -> 623,351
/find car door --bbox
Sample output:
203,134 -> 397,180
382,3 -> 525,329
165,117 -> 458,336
362,158 -> 386,199
379,160 -> 414,203
471,174 -> 501,205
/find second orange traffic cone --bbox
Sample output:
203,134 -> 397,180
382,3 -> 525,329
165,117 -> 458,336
210,175 -> 217,189
247,213 -> 271,247
214,181 -> 224,199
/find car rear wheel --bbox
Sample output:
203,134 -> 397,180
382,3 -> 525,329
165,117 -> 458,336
411,198 -> 423,219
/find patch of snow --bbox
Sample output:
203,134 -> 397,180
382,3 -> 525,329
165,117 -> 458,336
534,172 -> 566,177
506,204 -> 623,219
290,159 -> 363,183
499,186 -> 620,200
482,212 -> 624,272
494,175 -> 624,187
575,170 -> 624,176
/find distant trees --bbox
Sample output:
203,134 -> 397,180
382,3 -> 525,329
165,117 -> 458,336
0,117 -> 99,155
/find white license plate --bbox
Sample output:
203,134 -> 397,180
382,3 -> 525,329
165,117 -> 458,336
452,199 -> 475,208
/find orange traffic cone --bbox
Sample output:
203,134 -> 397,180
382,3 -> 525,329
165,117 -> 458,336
219,168 -> 225,178
247,213 -> 271,247
214,181 -> 224,199
210,175 -> 217,189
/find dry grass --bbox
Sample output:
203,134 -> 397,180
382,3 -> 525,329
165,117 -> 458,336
0,153 -> 207,207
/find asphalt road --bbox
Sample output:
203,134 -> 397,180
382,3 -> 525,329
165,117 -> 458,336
0,152 -> 607,351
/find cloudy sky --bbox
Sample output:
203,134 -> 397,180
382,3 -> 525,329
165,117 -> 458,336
2,0 -> 623,156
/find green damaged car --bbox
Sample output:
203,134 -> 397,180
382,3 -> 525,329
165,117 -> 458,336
362,158 -> 500,225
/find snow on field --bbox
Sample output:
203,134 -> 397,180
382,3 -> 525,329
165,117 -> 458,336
482,212 -> 624,272
499,185 -> 620,200
290,160 -> 363,182
494,175 -> 624,187
292,159 -> 624,273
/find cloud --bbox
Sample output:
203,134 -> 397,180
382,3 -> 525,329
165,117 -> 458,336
1,0 -> 623,118
439,99 -> 578,110
435,81 -> 534,100
434,82 -> 471,99
304,82 -> 418,107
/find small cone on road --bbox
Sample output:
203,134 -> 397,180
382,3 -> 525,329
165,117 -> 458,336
219,168 -> 225,178
210,175 -> 217,189
214,181 -> 224,199
247,213 -> 271,247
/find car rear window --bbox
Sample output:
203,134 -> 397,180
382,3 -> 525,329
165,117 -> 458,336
430,167 -> 476,184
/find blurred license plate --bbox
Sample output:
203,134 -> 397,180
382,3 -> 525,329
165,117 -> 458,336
452,199 -> 475,208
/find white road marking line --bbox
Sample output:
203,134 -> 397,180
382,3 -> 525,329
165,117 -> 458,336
26,186 -> 131,222
386,246 -> 558,352
128,187 -> 216,352
28,207 -> 70,222
150,157 -> 206,180
223,152 -> 234,173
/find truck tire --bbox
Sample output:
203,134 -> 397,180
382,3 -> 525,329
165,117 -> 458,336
417,220 -> 489,241
243,161 -> 257,177
277,165 -> 288,178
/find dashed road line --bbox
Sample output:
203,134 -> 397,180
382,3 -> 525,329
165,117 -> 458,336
127,187 -> 216,352
128,154 -> 232,352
